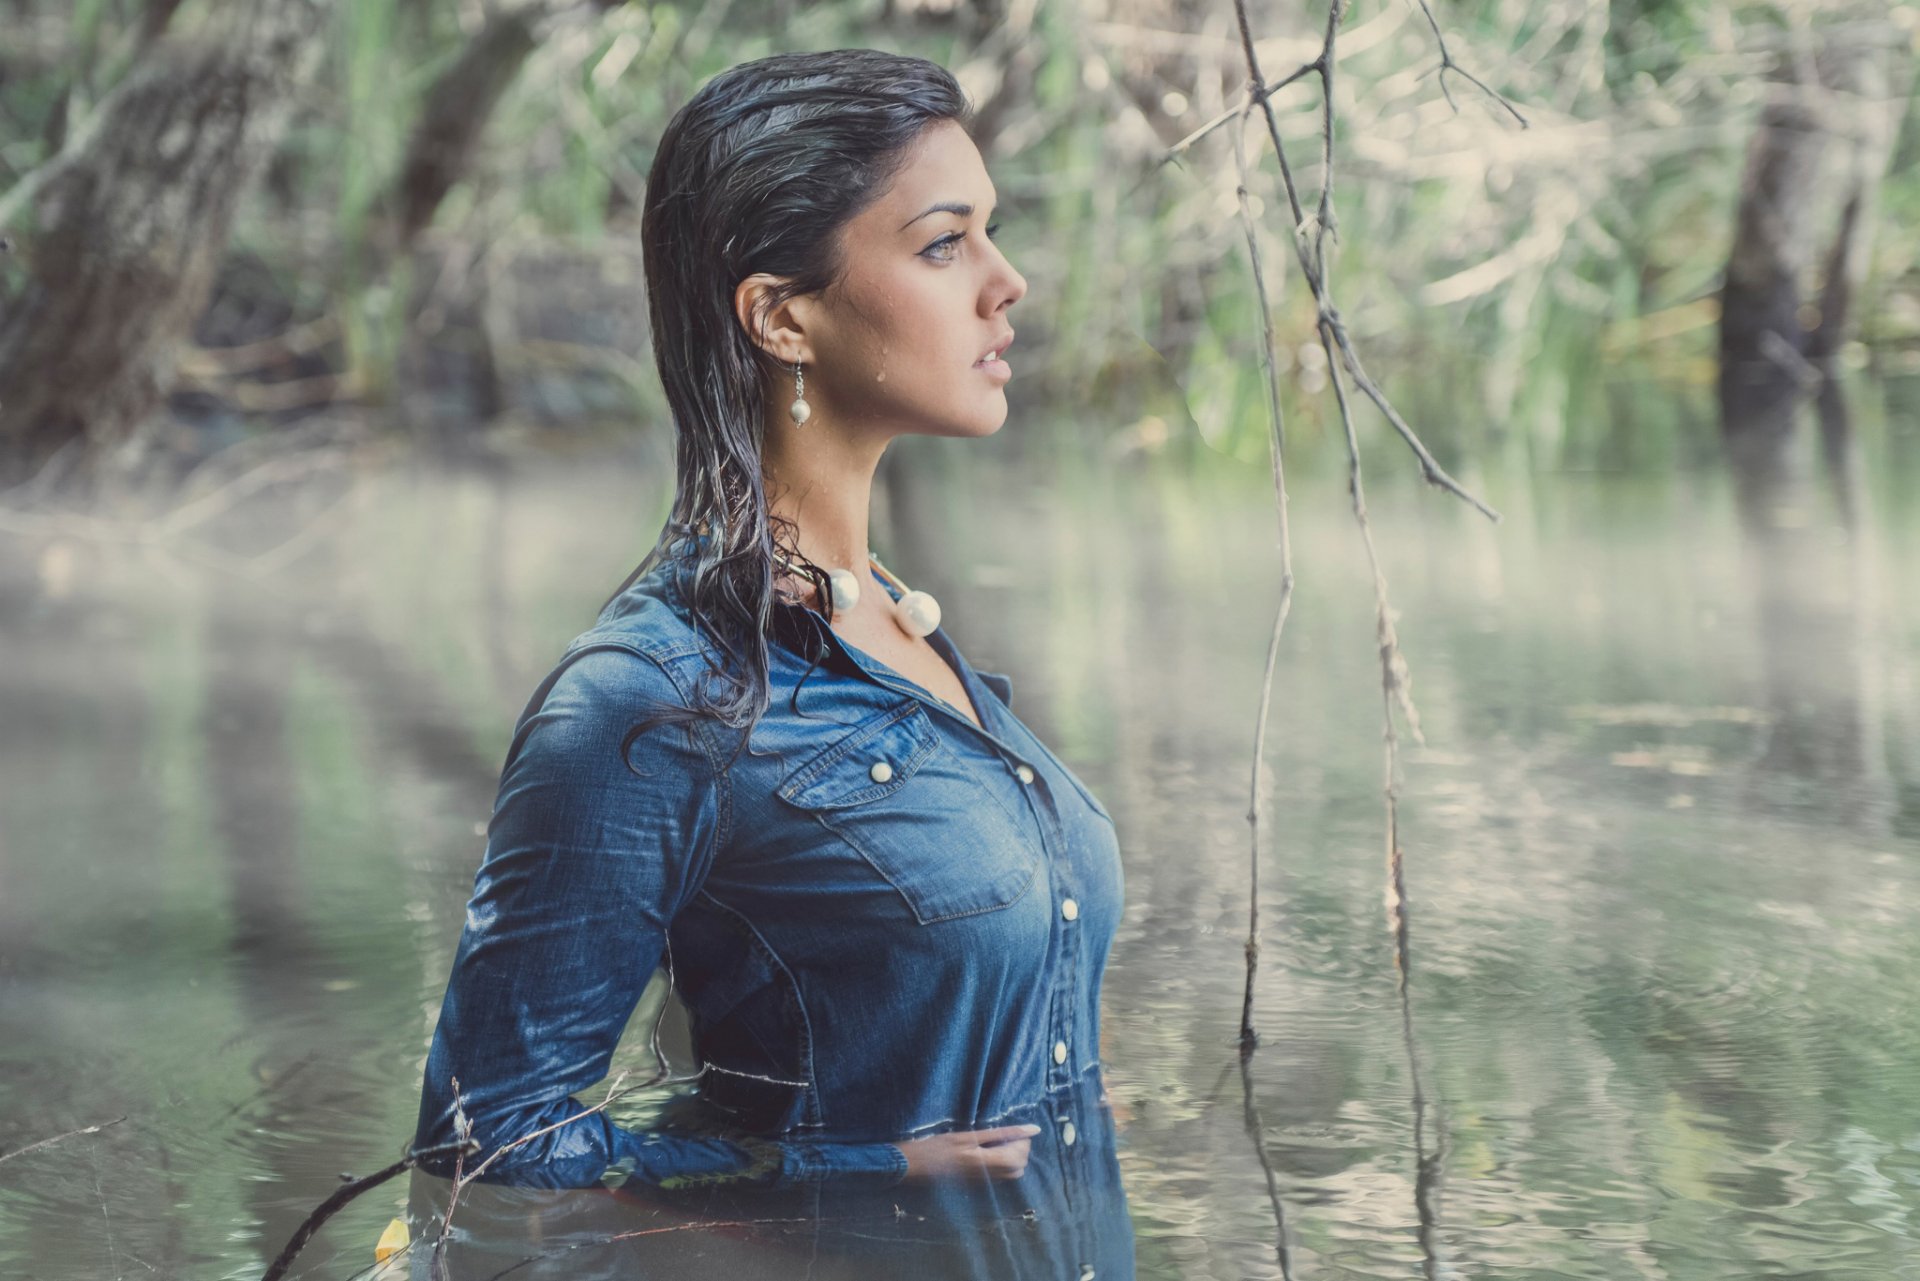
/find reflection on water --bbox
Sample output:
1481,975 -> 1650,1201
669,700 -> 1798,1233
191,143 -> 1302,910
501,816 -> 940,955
3,391 -> 1920,1277
1725,365 -> 1898,830
401,1072 -> 1128,1280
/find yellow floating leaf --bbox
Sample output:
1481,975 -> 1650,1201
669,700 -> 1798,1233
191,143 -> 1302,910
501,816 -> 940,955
375,1217 -> 409,1263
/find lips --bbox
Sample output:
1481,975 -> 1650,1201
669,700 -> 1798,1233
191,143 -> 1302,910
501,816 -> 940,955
973,331 -> 1015,367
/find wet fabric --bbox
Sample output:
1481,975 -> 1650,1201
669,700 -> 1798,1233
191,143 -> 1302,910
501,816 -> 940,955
413,545 -> 1126,1200
404,1070 -> 1131,1281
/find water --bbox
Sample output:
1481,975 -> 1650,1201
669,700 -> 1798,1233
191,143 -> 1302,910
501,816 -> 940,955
3,402 -> 1919,1279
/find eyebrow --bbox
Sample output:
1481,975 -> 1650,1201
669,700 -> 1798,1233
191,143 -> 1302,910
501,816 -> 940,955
900,199 -> 995,231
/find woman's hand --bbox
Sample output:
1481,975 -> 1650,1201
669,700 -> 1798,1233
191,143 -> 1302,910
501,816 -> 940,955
891,1124 -> 1042,1182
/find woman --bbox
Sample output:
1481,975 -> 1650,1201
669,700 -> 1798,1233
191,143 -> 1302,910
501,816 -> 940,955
413,48 -> 1124,1198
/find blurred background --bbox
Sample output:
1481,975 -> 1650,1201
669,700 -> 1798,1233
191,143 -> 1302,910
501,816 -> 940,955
2,0 -> 1919,1277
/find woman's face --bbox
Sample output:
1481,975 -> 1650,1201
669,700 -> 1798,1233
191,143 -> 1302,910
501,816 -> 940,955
772,119 -> 1028,441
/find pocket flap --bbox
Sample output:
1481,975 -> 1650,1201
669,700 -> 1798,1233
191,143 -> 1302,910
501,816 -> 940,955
776,702 -> 938,810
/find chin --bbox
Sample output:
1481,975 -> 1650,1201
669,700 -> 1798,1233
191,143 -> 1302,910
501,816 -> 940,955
960,393 -> 1013,437
912,411 -> 1007,440
899,386 -> 1011,439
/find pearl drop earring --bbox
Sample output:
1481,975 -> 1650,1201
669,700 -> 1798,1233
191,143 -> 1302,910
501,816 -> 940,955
789,360 -> 811,426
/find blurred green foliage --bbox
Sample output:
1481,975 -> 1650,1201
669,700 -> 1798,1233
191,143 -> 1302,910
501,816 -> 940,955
0,0 -> 1914,474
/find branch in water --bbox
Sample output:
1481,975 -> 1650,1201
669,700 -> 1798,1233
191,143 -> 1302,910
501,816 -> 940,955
258,1140 -> 473,1281
0,1115 -> 128,1166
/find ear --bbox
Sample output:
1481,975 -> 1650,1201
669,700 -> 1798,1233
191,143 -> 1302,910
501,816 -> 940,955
734,274 -> 815,365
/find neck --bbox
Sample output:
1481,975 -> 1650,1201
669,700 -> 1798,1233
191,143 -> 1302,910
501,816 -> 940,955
759,415 -> 891,581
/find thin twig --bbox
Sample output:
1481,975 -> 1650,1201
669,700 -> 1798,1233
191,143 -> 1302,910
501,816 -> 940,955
1157,0 -> 1526,179
1228,0 -> 1514,1053
0,1115 -> 127,1166
257,1140 -> 471,1281
1388,802 -> 1448,1279
443,1063 -> 684,1193
427,953 -> 812,1269
1408,0 -> 1530,127
1237,0 -> 1505,518
1321,310 -> 1502,520
1237,1056 -> 1297,1281
430,1068 -> 639,1274
1158,61 -> 1319,171
1223,0 -> 1475,1263
1227,87 -> 1296,1055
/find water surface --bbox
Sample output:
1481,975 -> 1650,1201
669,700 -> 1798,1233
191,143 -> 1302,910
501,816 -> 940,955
3,398 -> 1918,1278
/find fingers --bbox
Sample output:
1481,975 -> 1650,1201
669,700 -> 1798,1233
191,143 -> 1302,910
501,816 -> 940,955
968,1136 -> 1031,1180
973,1123 -> 1044,1147
964,1125 -> 1039,1180
896,1124 -> 1044,1182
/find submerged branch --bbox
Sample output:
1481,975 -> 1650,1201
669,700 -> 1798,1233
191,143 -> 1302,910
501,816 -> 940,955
1238,1056 -> 1298,1280
0,1115 -> 127,1166
258,1140 -> 472,1281
433,1066 -> 639,1267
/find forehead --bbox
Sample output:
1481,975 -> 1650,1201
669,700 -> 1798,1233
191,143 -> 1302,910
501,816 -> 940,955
869,120 -> 994,224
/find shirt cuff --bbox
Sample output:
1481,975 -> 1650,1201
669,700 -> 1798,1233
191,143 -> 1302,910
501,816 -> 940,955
779,1139 -> 910,1187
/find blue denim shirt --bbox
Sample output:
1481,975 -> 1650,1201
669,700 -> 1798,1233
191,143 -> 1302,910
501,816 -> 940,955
414,546 -> 1124,1191
404,1068 -> 1132,1279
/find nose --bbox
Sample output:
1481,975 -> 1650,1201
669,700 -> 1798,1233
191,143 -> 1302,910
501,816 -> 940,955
988,248 -> 1027,314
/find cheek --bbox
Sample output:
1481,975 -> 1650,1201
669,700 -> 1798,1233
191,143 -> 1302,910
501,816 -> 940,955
842,279 -> 957,392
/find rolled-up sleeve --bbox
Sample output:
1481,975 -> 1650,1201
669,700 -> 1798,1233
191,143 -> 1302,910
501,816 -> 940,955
413,644 -> 907,1190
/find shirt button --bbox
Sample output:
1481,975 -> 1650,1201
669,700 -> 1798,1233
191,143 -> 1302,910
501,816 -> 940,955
869,760 -> 893,783
1060,1120 -> 1077,1147
1053,1040 -> 1068,1065
1060,898 -> 1079,921
1015,763 -> 1035,784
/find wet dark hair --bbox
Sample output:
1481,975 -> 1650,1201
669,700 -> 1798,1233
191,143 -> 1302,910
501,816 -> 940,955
608,49 -> 973,762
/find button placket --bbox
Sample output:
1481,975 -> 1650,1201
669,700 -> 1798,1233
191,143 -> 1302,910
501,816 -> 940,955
1046,865 -> 1081,1093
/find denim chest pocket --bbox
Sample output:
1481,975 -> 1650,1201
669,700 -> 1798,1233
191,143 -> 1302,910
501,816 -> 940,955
776,701 -> 1041,924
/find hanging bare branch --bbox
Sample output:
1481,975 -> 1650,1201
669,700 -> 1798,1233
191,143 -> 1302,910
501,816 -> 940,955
1226,92 -> 1296,1055
1407,0 -> 1530,128
1225,0 -> 1522,1052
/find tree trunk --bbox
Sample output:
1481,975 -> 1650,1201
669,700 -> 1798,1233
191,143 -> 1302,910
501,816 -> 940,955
0,0 -> 334,495
388,6 -> 545,256
1718,36 -> 1908,438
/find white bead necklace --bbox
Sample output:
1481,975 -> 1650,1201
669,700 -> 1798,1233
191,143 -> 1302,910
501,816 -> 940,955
774,549 -> 943,639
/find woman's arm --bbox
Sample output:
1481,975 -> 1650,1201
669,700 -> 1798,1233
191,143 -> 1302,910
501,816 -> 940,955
412,644 -> 907,1191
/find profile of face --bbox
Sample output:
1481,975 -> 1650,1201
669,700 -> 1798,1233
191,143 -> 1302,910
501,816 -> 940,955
737,119 -> 1028,443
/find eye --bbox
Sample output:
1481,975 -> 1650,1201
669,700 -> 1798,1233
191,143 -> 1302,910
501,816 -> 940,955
921,221 -> 1003,263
